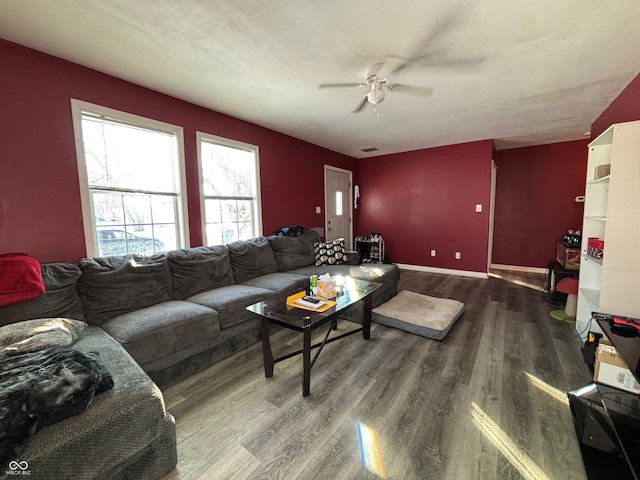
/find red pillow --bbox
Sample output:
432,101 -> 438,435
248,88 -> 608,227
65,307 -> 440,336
0,253 -> 45,307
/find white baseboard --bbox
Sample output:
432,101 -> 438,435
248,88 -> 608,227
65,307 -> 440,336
397,263 -> 488,279
490,263 -> 547,274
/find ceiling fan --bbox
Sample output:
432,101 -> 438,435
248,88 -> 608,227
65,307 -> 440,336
319,60 -> 433,113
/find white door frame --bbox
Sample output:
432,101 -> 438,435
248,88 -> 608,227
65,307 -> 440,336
324,165 -> 353,250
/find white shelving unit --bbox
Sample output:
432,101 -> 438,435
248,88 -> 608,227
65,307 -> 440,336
355,236 -> 385,263
575,120 -> 640,340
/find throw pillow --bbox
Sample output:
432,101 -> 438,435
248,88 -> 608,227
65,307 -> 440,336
0,318 -> 87,354
314,239 -> 349,266
0,253 -> 45,307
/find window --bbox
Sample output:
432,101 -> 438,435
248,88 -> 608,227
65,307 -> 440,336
71,100 -> 188,257
197,133 -> 261,245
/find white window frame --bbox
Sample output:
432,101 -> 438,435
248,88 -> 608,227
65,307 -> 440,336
71,99 -> 190,256
196,132 -> 262,245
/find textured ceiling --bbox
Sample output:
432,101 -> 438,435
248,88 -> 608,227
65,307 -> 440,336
1,0 -> 639,158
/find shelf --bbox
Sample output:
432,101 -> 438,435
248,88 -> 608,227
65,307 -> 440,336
587,175 -> 611,185
581,254 -> 603,268
584,215 -> 607,222
579,287 -> 600,307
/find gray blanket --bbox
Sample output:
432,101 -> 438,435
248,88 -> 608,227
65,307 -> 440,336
0,347 -> 113,463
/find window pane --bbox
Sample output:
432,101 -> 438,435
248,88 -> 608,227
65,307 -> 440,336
203,199 -> 255,244
93,191 -> 124,225
82,116 -> 179,193
151,195 -> 177,224
124,194 -> 152,226
201,141 -> 255,197
154,224 -> 178,252
204,199 -> 222,224
220,199 -> 238,223
205,223 -> 223,246
336,191 -> 343,216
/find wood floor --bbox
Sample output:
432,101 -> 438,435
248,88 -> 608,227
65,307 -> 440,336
161,268 -> 592,480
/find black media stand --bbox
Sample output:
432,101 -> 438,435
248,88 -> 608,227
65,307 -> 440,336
568,317 -> 640,480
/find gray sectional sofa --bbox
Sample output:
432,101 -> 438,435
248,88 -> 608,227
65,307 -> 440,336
0,231 -> 399,480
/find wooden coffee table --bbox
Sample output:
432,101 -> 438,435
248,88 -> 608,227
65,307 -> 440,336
246,277 -> 382,396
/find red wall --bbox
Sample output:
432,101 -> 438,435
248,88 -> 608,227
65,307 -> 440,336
0,40 -> 356,263
591,73 -> 640,138
492,140 -> 588,268
356,141 -> 493,273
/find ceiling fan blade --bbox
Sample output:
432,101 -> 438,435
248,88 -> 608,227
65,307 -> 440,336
377,56 -> 405,79
319,83 -> 365,89
387,84 -> 433,97
384,12 -> 468,77
352,95 -> 369,113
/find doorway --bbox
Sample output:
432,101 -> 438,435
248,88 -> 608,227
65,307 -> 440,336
324,166 -> 353,250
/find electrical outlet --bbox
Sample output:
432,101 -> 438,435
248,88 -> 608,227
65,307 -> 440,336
455,252 -> 461,259
315,206 -> 321,214
430,250 -> 436,257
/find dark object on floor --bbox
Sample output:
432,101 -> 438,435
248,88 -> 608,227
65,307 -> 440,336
0,347 -> 113,463
372,290 -> 464,340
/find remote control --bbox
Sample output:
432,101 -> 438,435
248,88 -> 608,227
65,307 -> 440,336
302,296 -> 320,304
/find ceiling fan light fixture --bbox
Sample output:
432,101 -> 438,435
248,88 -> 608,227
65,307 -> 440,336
367,87 -> 385,105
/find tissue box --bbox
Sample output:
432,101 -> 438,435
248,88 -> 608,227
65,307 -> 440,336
317,280 -> 337,299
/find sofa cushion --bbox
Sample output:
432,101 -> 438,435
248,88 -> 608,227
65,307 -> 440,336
0,317 -> 87,354
167,245 -> 235,300
0,263 -> 84,327
242,272 -> 308,295
227,237 -> 278,283
187,284 -> 274,329
101,300 -> 219,369
78,254 -> 174,325
268,231 -> 319,271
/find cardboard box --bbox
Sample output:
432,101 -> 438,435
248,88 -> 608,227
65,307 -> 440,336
594,341 -> 640,394
594,163 -> 611,180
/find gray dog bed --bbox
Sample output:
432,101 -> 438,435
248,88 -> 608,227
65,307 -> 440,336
372,290 -> 464,340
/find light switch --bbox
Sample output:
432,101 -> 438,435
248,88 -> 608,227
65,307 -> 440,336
316,206 -> 321,214
475,204 -> 482,213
